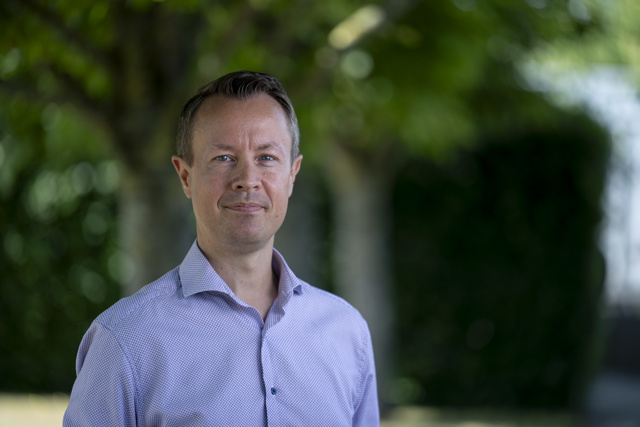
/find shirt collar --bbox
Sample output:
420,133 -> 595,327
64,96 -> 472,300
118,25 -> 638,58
271,246 -> 304,308
179,240 -> 304,305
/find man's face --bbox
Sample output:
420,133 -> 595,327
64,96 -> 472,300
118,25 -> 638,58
172,94 -> 302,254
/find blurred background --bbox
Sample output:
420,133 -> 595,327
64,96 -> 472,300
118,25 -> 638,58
1,0 -> 639,425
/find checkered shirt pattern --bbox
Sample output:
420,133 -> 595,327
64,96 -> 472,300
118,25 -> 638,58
63,240 -> 379,426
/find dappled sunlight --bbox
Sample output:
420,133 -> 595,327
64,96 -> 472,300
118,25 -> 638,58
328,5 -> 385,50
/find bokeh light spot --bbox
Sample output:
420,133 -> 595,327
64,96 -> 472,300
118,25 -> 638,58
89,2 -> 109,24
95,161 -> 120,194
108,251 -> 136,284
328,5 -> 385,50
26,170 -> 59,221
4,228 -> 25,263
70,264 -> 108,303
340,50 -> 373,79
1,48 -> 21,76
71,162 -> 96,196
568,0 -> 590,22
452,0 -> 477,12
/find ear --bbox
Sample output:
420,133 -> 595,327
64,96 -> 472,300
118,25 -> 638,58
172,155 -> 193,199
288,155 -> 303,197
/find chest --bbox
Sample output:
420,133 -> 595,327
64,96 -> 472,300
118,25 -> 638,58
127,309 -> 361,426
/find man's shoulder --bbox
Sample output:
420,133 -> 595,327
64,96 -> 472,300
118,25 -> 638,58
299,282 -> 368,325
303,283 -> 357,309
93,267 -> 181,331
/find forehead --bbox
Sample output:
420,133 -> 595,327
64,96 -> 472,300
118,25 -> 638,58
190,94 -> 293,162
193,94 -> 289,135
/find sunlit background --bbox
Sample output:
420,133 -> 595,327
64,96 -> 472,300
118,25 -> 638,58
1,0 -> 639,425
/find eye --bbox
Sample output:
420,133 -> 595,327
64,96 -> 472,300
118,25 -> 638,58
215,155 -> 231,161
259,155 -> 276,161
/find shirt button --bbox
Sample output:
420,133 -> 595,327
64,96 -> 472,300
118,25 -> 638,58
270,387 -> 277,395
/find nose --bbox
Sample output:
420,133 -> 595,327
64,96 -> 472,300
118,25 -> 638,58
232,160 -> 260,191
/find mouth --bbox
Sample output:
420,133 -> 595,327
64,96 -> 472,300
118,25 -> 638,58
224,202 -> 264,213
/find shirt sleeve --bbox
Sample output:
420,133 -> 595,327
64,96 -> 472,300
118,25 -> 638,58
63,322 -> 138,427
352,322 -> 380,426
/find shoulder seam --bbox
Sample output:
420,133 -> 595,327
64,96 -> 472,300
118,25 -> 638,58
97,323 -> 145,425
97,270 -> 180,330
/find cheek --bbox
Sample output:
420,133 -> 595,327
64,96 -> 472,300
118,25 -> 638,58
193,177 -> 225,205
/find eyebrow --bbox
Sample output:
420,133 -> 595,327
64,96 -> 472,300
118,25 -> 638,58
212,144 -> 234,150
256,143 -> 282,152
212,143 -> 284,152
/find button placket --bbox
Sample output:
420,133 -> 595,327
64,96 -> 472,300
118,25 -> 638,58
260,327 -> 279,425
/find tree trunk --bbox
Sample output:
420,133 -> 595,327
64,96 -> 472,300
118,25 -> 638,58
118,165 -> 194,296
274,168 -> 325,287
111,82 -> 192,296
325,144 -> 395,412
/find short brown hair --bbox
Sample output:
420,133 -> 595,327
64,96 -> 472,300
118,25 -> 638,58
176,71 -> 300,165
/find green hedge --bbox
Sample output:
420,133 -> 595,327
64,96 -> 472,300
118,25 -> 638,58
393,114 -> 609,408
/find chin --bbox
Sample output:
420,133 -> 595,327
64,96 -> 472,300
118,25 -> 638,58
225,230 -> 271,249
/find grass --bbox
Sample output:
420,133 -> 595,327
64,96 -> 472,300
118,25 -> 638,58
382,406 -> 574,427
0,394 -> 573,426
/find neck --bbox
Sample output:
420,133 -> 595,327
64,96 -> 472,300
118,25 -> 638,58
197,237 -> 278,320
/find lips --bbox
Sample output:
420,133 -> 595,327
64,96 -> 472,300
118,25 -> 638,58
224,202 -> 264,213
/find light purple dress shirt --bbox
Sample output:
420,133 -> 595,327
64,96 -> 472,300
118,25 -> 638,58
63,241 -> 379,426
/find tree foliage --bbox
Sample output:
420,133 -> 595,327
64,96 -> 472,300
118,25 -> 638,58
0,98 -> 121,391
0,0 -> 616,408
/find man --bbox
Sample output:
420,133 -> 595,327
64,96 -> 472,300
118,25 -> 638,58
63,71 -> 379,426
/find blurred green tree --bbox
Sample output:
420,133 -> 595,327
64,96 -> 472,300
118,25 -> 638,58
0,0 -> 611,407
0,95 -> 121,391
526,0 -> 639,81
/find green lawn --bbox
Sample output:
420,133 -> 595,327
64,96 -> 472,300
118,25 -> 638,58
382,406 -> 574,427
0,394 -> 573,427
